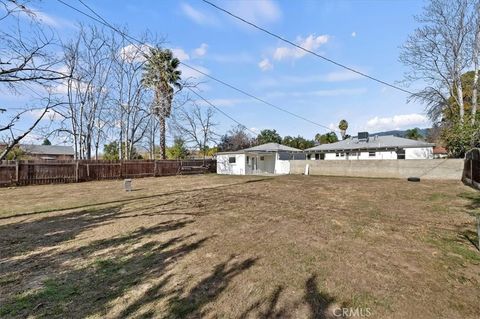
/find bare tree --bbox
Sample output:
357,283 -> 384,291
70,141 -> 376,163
55,24 -> 114,159
0,0 -> 68,159
400,0 -> 474,123
173,104 -> 217,160
111,33 -> 154,160
471,1 -> 480,125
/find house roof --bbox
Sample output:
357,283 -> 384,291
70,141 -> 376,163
216,143 -> 302,155
20,144 -> 75,155
243,143 -> 301,152
305,135 -> 434,152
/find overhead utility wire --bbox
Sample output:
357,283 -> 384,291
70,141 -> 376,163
201,0 -> 424,100
57,0 -> 339,133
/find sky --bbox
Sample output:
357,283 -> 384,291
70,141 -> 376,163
1,0 -> 431,144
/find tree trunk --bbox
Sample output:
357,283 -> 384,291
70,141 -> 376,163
472,20 -> 480,125
159,115 -> 166,159
456,78 -> 465,123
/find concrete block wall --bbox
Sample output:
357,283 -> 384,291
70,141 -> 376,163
289,159 -> 464,180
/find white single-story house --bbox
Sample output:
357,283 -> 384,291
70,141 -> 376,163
217,143 -> 303,175
305,132 -> 434,160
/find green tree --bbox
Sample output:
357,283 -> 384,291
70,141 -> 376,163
256,129 -> 282,144
405,128 -> 423,140
338,119 -> 348,140
142,48 -> 182,159
282,135 -> 315,150
103,141 -> 142,160
315,132 -> 339,144
42,138 -> 52,145
166,137 -> 189,159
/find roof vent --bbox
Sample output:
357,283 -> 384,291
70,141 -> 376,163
358,132 -> 369,142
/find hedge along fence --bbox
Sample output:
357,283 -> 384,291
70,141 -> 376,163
463,148 -> 480,190
0,159 -> 216,187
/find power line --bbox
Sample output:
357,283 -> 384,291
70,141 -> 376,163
201,0 -> 421,99
66,0 -> 256,135
186,87 -> 258,136
56,0 -> 339,133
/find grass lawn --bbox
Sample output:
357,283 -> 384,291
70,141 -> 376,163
0,174 -> 479,318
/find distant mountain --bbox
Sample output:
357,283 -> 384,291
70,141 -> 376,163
371,128 -> 431,139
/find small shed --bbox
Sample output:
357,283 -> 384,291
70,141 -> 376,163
216,143 -> 303,175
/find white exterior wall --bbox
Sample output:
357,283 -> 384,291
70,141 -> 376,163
322,151 -> 396,160
405,147 -> 433,159
274,153 -> 290,174
216,154 -> 246,175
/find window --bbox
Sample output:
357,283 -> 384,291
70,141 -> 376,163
246,156 -> 249,164
260,156 -> 265,161
369,151 -> 376,157
335,153 -> 339,157
315,153 -> 320,160
229,156 -> 236,163
307,154 -> 311,160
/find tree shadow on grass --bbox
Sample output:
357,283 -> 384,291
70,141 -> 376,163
0,205 -> 124,261
0,222 -> 209,318
305,275 -> 346,319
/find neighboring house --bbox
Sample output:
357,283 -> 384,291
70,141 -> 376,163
433,146 -> 448,159
217,143 -> 303,175
20,144 -> 75,160
305,132 -> 434,160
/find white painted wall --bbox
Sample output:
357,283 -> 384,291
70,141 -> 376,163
274,153 -> 290,174
405,147 -> 433,159
322,151 -> 396,160
216,154 -> 246,175
256,154 -> 275,174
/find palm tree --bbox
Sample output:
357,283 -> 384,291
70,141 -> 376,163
338,119 -> 348,140
142,48 -> 182,159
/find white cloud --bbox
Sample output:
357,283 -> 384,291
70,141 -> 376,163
225,0 -> 281,24
118,44 -> 151,63
351,31 -> 357,37
366,113 -> 429,131
180,3 -> 215,25
273,34 -> 329,61
258,58 -> 273,71
193,43 -> 208,57
171,48 -> 190,61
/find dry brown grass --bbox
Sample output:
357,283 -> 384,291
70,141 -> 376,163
0,174 -> 479,318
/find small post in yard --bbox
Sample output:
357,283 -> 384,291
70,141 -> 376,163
124,178 -> 132,192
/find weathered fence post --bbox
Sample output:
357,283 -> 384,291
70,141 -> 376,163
471,158 -> 474,186
120,161 -> 123,178
477,215 -> 480,251
75,161 -> 79,183
15,160 -> 19,184
86,164 -> 90,179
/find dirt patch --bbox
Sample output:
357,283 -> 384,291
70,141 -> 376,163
0,174 -> 479,318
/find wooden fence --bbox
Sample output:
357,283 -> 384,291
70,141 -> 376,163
463,149 -> 480,190
0,159 -> 216,187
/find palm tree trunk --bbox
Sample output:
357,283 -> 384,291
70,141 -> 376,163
159,115 -> 166,159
